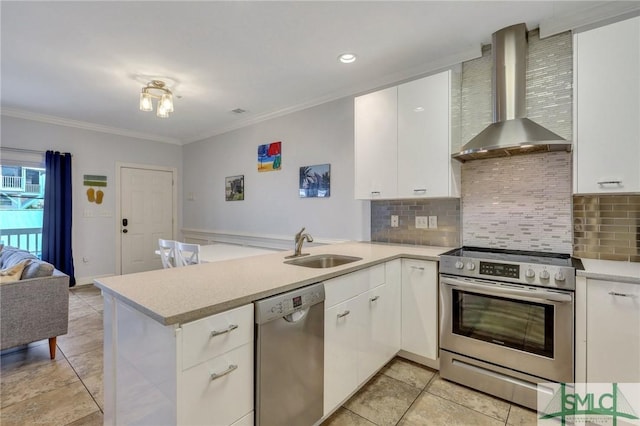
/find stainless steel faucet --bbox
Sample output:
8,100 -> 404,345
292,227 -> 313,257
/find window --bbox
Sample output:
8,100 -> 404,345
0,161 -> 45,257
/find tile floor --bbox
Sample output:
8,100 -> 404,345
0,285 -> 538,426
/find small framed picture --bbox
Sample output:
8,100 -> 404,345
258,141 -> 282,172
225,175 -> 244,201
299,164 -> 330,198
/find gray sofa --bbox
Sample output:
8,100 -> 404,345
0,245 -> 69,359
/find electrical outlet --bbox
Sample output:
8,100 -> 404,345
391,215 -> 399,227
415,216 -> 429,229
428,216 -> 438,229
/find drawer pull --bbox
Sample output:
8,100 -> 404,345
411,266 -> 425,271
370,295 -> 380,302
210,364 -> 238,381
608,291 -> 636,298
371,191 -> 381,195
413,188 -> 427,193
337,310 -> 350,318
597,180 -> 622,185
210,324 -> 238,338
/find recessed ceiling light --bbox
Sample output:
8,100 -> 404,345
338,53 -> 357,64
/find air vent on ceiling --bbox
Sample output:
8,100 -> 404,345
231,108 -> 247,114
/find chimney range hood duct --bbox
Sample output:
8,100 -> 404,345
452,23 -> 570,162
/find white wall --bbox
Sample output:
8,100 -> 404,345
182,97 -> 370,243
1,115 -> 183,284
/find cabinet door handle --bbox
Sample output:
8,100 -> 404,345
413,188 -> 427,193
608,291 -> 636,298
337,310 -> 350,318
370,295 -> 380,302
210,364 -> 238,381
371,191 -> 381,195
210,324 -> 238,338
597,180 -> 622,185
410,266 -> 425,271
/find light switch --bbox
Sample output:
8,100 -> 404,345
391,215 -> 399,227
428,216 -> 438,229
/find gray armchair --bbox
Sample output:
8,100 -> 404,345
0,247 -> 69,359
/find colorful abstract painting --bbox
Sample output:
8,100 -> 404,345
225,175 -> 244,201
299,164 -> 330,198
258,141 -> 282,172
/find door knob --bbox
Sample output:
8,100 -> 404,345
122,218 -> 128,226
122,229 -> 128,233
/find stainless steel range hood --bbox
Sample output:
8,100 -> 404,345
452,23 -> 570,162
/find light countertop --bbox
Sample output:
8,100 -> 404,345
95,242 -> 451,326
578,258 -> 640,284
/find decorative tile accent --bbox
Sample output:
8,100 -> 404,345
573,195 -> 640,262
526,29 -> 573,140
461,152 -> 573,253
459,29 -> 574,253
371,199 -> 461,247
461,30 -> 573,143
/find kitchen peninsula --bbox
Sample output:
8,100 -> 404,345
94,242 -> 450,425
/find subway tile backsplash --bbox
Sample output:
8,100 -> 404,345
573,195 -> 640,262
371,199 -> 461,247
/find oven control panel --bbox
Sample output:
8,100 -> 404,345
479,262 -> 519,278
440,256 -> 575,289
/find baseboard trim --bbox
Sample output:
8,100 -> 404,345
74,274 -> 115,287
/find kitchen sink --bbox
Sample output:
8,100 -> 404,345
284,254 -> 362,269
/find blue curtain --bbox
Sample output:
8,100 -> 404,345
42,151 -> 75,286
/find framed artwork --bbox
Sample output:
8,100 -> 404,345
225,175 -> 244,201
258,141 -> 282,172
299,164 -> 330,198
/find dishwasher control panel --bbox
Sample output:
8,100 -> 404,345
254,282 -> 325,324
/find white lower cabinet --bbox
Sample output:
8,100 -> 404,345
323,261 -> 401,416
103,296 -> 254,426
579,278 -> 640,383
401,259 -> 438,361
324,297 -> 360,414
179,343 -> 253,426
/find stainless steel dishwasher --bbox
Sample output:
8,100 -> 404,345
255,282 -> 325,426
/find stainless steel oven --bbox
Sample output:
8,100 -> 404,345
438,247 -> 581,410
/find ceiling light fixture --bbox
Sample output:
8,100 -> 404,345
338,53 -> 357,64
139,80 -> 174,118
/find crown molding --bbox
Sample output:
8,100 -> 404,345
185,45 -> 481,144
540,1 -> 640,38
0,108 -> 183,145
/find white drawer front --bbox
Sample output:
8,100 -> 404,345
182,304 -> 253,370
180,343 -> 254,426
324,263 -> 385,308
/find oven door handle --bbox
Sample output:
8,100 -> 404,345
441,277 -> 573,303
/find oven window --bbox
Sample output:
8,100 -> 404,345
452,290 -> 554,358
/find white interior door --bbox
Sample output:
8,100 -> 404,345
120,167 -> 174,274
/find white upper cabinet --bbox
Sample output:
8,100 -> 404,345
397,71 -> 454,198
354,87 -> 398,199
354,69 -> 460,200
573,16 -> 640,194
